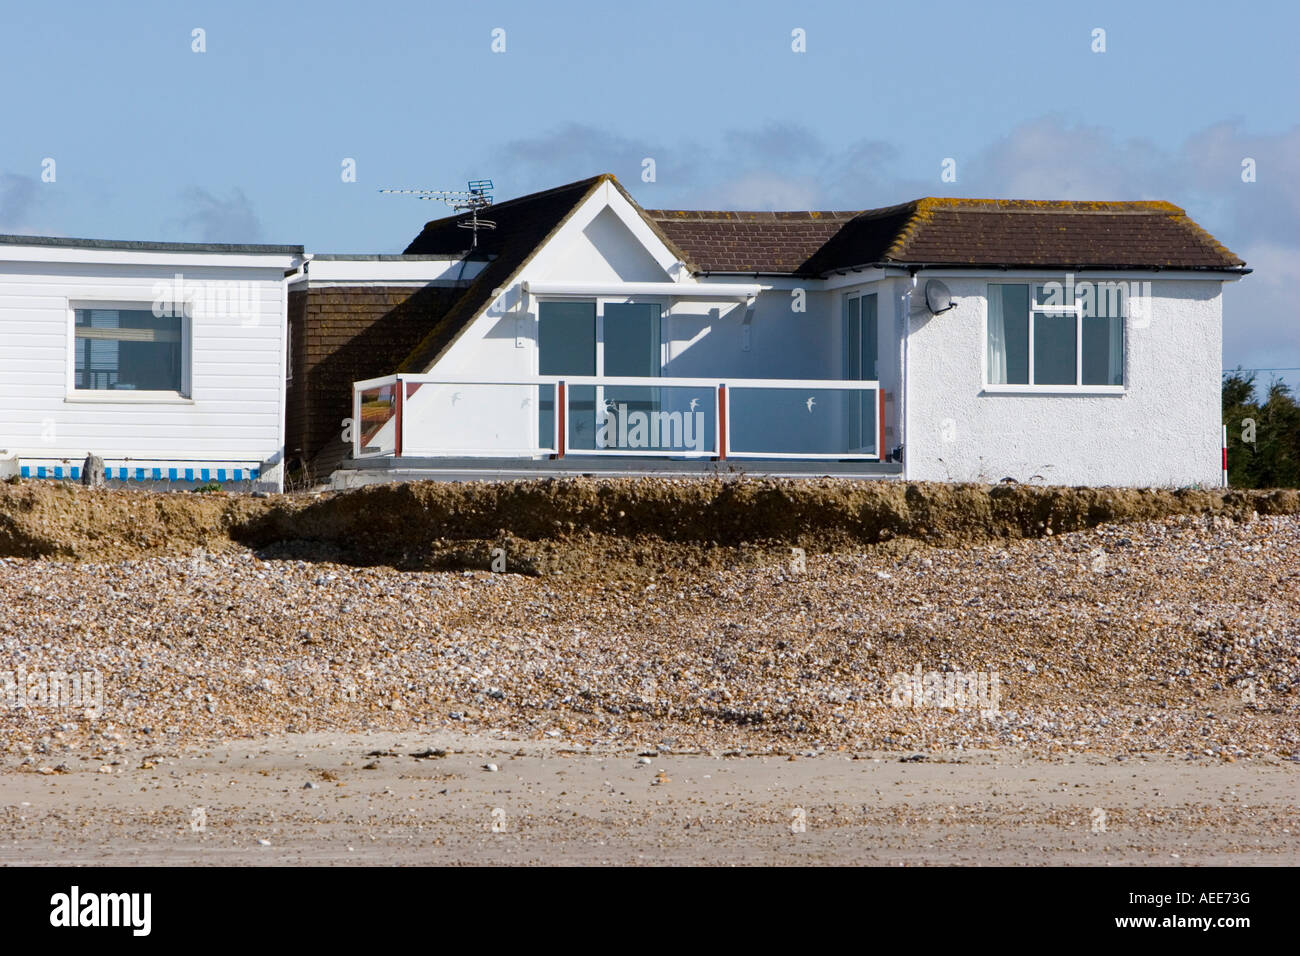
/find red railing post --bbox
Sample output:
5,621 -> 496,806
394,376 -> 404,458
716,383 -> 727,460
878,386 -> 886,461
555,381 -> 566,459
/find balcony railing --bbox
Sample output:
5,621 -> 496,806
353,375 -> 883,461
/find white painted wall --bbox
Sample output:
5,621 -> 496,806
0,248 -> 298,488
903,275 -> 1225,487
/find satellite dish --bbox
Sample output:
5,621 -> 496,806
924,279 -> 956,315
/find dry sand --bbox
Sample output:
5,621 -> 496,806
3,731 -> 1296,866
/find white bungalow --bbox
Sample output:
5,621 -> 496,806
327,175 -> 1247,488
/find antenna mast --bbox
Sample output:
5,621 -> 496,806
378,179 -> 496,249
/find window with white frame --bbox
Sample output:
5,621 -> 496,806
73,307 -> 188,395
987,282 -> 1124,388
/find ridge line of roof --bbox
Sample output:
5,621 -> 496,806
644,197 -> 1185,219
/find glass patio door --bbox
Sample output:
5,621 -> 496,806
842,292 -> 878,453
537,299 -> 662,453
600,302 -> 661,451
538,300 -> 595,450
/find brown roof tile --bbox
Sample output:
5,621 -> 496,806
643,209 -> 856,274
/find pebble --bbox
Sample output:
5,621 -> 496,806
0,513 -> 1295,759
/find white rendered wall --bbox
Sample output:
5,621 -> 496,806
903,276 -> 1225,487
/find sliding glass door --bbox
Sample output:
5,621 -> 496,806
537,299 -> 663,452
842,292 -> 878,453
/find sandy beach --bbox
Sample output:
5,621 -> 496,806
3,731 -> 1297,866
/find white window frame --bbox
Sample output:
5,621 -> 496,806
65,299 -> 194,403
981,281 -> 1126,395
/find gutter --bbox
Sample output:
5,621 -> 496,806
522,280 -> 766,299
277,253 -> 311,492
901,275 -> 914,479
825,261 -> 1252,277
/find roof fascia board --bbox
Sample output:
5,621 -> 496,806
301,257 -> 486,284
0,245 -> 301,270
817,268 -> 899,290
523,280 -> 764,299
901,266 -> 1249,281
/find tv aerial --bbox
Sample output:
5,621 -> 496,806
378,179 -> 496,248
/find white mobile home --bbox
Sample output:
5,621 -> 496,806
0,236 -> 303,489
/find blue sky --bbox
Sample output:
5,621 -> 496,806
1,0 -> 1296,388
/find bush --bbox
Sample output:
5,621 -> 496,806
1223,369 -> 1300,488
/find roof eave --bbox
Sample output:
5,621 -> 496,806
824,260 -> 1250,276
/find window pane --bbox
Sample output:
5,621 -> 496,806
602,302 -> 660,377
538,300 -> 595,376
1033,312 -> 1077,385
988,284 -> 1029,385
74,308 -> 182,391
1085,281 -> 1127,319
843,296 -> 860,379
730,387 -> 878,456
1082,314 -> 1123,385
1034,281 -> 1074,310
861,294 -> 878,380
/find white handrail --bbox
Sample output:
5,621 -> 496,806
383,374 -> 881,390
352,375 -> 885,462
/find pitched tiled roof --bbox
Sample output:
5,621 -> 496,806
647,197 -> 1245,276
398,175 -> 606,372
396,177 -> 1246,371
874,198 -> 1246,272
641,210 -> 856,275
